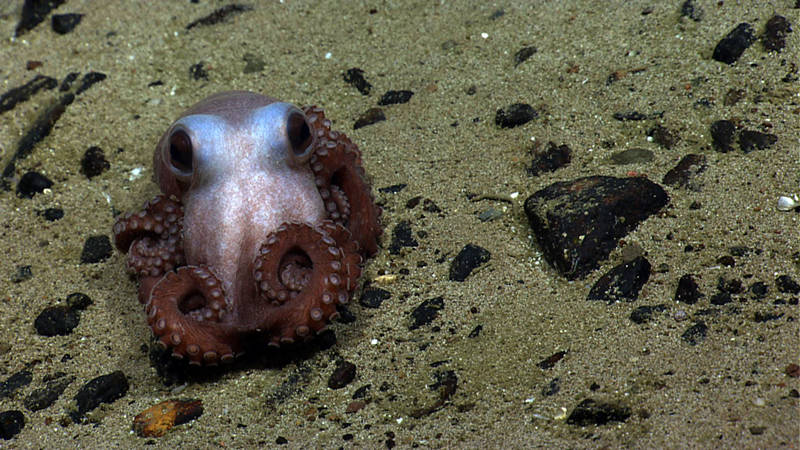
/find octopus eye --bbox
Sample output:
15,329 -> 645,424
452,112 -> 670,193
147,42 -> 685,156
286,111 -> 313,163
169,129 -> 193,174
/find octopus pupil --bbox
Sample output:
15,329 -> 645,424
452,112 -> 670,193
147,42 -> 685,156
169,130 -> 193,173
287,112 -> 312,157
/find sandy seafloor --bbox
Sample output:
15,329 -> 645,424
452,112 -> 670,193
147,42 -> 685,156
0,0 -> 798,448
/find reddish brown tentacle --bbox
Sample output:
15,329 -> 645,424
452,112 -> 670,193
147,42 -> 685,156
253,221 -> 353,345
304,106 -> 382,256
113,195 -> 185,280
145,266 -> 240,366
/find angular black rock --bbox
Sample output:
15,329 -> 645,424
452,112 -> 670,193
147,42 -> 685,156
388,220 -> 418,255
449,244 -> 491,282
527,142 -> 571,176
378,90 -> 413,105
763,15 -> 792,52
587,256 -> 651,303
566,399 -> 631,426
675,274 -> 703,304
663,154 -> 706,189
80,146 -> 110,179
630,304 -> 668,324
328,361 -> 357,389
34,306 -> 79,336
15,0 -> 66,37
24,375 -> 74,411
79,235 -> 112,263
343,68 -> 372,95
359,287 -> 391,309
0,410 -> 25,440
495,103 -> 537,128
710,120 -> 736,152
51,13 -> 83,34
0,370 -> 33,399
16,171 -> 52,198
409,297 -> 444,330
739,130 -> 777,153
524,176 -> 668,280
0,75 -> 57,113
69,371 -> 129,422
353,107 -> 385,129
682,321 -> 707,345
713,23 -> 756,64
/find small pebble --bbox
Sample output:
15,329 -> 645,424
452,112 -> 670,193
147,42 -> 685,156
132,399 -> 203,437
328,361 -> 357,389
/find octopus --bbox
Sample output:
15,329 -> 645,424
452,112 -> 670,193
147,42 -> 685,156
112,91 -> 381,366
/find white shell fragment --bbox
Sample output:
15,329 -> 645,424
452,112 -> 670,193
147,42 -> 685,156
777,195 -> 797,211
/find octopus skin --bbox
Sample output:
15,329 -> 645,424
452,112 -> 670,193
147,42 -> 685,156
113,91 -> 381,365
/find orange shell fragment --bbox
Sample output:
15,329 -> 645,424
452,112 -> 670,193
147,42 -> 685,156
132,399 -> 203,437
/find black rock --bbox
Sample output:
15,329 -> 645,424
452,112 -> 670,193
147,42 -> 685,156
359,287 -> 391,309
16,171 -> 53,198
0,370 -> 33,399
537,351 -> 567,369
0,75 -> 57,114
378,90 -> 413,106
66,292 -> 92,311
467,325 -> 482,338
710,120 -> 736,152
69,371 -> 129,422
75,72 -> 106,95
0,410 -> 25,440
710,292 -> 732,305
409,296 -> 444,330
713,23 -> 756,64
682,321 -> 707,345
527,142 -> 571,176
51,13 -> 83,34
630,304 -> 668,324
776,275 -> 800,294
675,274 -> 703,305
11,265 -> 32,283
34,305 -> 79,336
524,176 -> 668,280
754,311 -> 783,322
763,15 -> 792,52
15,0 -> 66,37
353,108 -> 385,129
749,281 -> 769,299
495,103 -> 537,128
80,146 -> 110,179
23,375 -> 74,411
343,68 -> 372,95
662,154 -> 706,189
566,399 -> 631,426
541,378 -> 560,396
328,361 -> 357,389
648,124 -> 680,149
587,256 -> 651,303
612,110 -> 659,121
189,62 -> 209,81
717,276 -> 743,294
79,235 -> 112,263
449,244 -> 490,282
739,130 -> 777,153
185,4 -> 252,30
40,207 -> 64,221
680,0 -> 703,22
388,220 -> 418,255
514,46 -> 537,67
